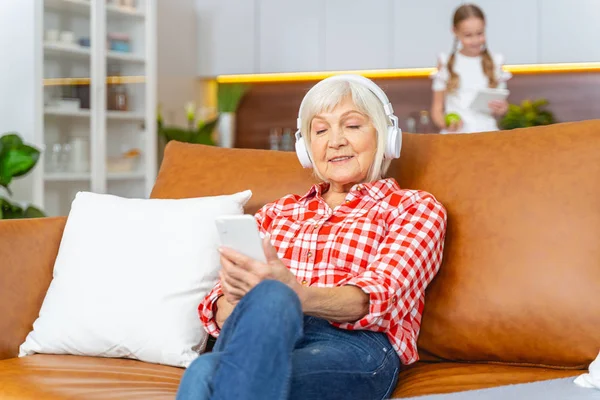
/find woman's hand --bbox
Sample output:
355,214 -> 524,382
219,237 -> 303,304
489,99 -> 508,116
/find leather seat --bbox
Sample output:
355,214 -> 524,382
391,362 -> 583,398
0,355 -> 183,400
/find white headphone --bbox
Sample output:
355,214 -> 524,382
294,74 -> 402,169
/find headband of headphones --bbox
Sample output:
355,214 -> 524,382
296,74 -> 396,132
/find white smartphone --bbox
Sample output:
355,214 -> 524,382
215,215 -> 266,263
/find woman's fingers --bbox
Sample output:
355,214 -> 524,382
221,254 -> 261,293
220,271 -> 244,302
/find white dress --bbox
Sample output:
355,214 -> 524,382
431,52 -> 512,134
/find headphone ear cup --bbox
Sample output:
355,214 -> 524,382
294,133 -> 313,168
385,126 -> 402,159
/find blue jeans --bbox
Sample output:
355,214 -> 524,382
177,280 -> 400,400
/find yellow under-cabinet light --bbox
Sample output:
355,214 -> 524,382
215,62 -> 600,84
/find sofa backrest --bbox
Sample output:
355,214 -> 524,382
151,120 -> 600,368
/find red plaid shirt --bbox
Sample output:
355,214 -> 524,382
199,178 -> 447,365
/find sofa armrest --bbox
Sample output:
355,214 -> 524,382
0,217 -> 66,360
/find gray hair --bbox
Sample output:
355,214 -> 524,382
299,79 -> 392,182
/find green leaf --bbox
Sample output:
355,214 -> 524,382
0,196 -> 24,219
23,205 -> 46,218
158,116 -> 219,146
532,98 -> 549,108
217,84 -> 250,112
1,147 -> 37,181
0,197 -> 45,219
0,133 -> 24,149
10,145 -> 40,177
0,133 -> 41,191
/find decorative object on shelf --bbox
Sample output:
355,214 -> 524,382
500,98 -> 557,130
0,132 -> 45,219
107,148 -> 141,173
217,83 -> 250,148
46,141 -> 72,173
107,33 -> 132,53
69,137 -> 90,173
157,102 -> 219,146
107,66 -> 129,111
280,128 -> 294,151
110,0 -> 137,11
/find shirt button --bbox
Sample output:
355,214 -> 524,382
307,251 -> 313,258
356,185 -> 363,191
302,280 -> 308,285
345,199 -> 351,203
313,223 -> 319,229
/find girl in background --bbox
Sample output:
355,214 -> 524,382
430,4 -> 511,134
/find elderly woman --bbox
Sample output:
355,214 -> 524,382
177,75 -> 447,400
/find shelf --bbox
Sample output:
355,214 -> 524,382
107,51 -> 145,63
44,107 -> 145,121
44,44 -> 143,64
45,172 -> 90,182
106,4 -> 145,19
107,171 -> 145,180
45,0 -> 91,15
44,42 -> 91,59
106,111 -> 146,121
45,107 -> 90,117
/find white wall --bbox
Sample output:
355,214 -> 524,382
197,0 -> 600,76
0,0 -> 42,204
539,0 -> 600,63
157,0 -> 201,126
196,0 -> 257,76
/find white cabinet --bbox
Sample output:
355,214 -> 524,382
196,0 -> 256,76
37,0 -> 157,216
539,0 -> 600,63
392,0 -> 460,68
324,0 -> 393,71
476,0 -> 539,64
392,0 -> 540,67
196,0 -> 600,75
258,0 -> 323,73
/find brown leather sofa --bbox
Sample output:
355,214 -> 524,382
1,120 -> 599,399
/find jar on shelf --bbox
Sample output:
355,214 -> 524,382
107,84 -> 128,111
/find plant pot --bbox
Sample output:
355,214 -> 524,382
217,112 -> 236,148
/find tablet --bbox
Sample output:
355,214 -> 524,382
469,88 -> 510,112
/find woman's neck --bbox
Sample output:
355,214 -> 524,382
322,189 -> 347,210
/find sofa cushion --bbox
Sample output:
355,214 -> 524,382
0,355 -> 182,399
150,142 -> 317,214
392,362 -> 584,398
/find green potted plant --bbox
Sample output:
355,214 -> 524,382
216,83 -> 250,148
157,102 -> 220,146
0,132 -> 45,219
500,98 -> 557,130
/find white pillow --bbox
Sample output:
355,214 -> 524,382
19,190 -> 252,368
